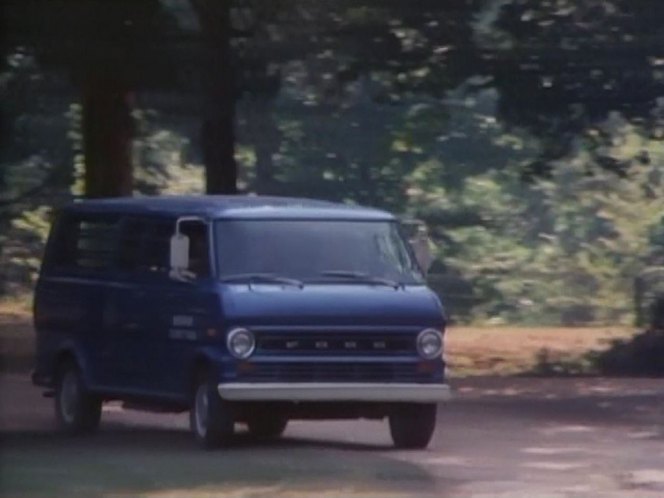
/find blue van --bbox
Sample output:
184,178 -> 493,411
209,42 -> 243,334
33,196 -> 450,448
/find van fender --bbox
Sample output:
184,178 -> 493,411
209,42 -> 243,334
186,346 -> 227,395
51,341 -> 93,387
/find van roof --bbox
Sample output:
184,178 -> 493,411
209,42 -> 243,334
63,195 -> 395,221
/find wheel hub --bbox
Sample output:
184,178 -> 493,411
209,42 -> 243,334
60,371 -> 79,424
194,385 -> 209,437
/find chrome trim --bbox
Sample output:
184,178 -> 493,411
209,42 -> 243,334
217,382 -> 451,402
416,328 -> 444,360
226,328 -> 256,359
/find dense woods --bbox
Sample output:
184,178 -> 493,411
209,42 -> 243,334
1,0 -> 663,326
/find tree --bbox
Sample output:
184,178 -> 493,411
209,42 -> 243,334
190,0 -> 238,194
487,0 -> 664,177
2,0 -> 178,198
234,0 -> 483,204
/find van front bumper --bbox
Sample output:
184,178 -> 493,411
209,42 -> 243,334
217,382 -> 451,402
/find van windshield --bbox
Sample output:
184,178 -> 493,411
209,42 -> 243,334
214,220 -> 424,285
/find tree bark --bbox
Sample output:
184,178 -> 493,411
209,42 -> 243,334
82,75 -> 133,198
250,98 -> 280,193
193,0 -> 238,194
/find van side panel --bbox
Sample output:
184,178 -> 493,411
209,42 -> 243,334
137,283 -> 222,396
33,276 -> 106,387
34,211 -> 223,400
33,212 -> 124,388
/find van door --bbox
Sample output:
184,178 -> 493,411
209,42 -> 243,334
140,219 -> 214,396
105,217 -> 159,390
116,217 -> 214,397
113,217 -> 176,393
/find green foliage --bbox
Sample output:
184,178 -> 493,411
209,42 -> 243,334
132,110 -> 204,195
489,0 -> 664,176
1,0 -> 663,327
408,119 -> 664,325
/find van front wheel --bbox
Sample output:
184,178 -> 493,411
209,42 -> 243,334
388,403 -> 437,449
54,362 -> 101,435
190,375 -> 234,449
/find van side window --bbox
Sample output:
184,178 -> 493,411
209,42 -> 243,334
76,220 -> 120,269
117,219 -> 147,271
142,222 -> 173,273
118,218 -> 172,274
50,216 -> 120,271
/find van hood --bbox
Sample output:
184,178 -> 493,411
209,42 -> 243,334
219,284 -> 444,327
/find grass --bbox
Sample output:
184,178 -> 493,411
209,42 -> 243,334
0,297 -> 642,376
444,326 -> 638,376
0,297 -> 34,372
0,294 -> 32,318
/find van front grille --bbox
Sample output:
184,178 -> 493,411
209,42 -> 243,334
236,362 -> 439,383
256,332 -> 415,355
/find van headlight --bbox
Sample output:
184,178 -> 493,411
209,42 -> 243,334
227,328 -> 256,359
416,329 -> 443,359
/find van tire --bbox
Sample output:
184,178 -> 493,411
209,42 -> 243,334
247,413 -> 288,440
388,403 -> 437,449
190,373 -> 234,449
54,361 -> 102,435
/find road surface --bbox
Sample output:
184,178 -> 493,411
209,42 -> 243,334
1,374 -> 663,498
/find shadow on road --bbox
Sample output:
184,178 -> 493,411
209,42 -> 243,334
0,424 -> 397,452
0,425 -> 455,498
458,394 -> 663,434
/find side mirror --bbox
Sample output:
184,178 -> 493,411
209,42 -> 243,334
402,220 -> 434,274
410,231 -> 434,273
169,216 -> 206,280
170,233 -> 190,272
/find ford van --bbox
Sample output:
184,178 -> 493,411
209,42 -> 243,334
32,196 -> 450,448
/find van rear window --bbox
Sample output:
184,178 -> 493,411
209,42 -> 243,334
118,220 -> 172,273
49,214 -> 174,275
76,220 -> 120,269
49,216 -> 121,271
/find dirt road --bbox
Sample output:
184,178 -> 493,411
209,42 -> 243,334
1,374 -> 663,498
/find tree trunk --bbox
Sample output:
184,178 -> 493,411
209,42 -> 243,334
250,98 -> 280,193
82,75 -> 133,198
194,0 -> 238,195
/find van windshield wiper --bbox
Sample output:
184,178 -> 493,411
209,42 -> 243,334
319,270 -> 401,289
219,273 -> 304,288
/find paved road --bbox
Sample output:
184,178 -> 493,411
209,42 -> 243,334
1,374 -> 663,498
